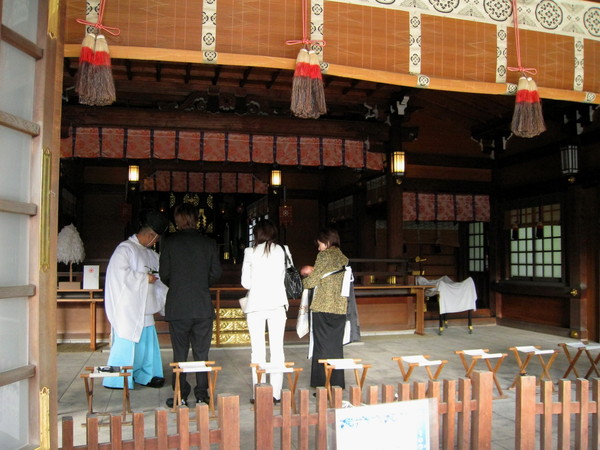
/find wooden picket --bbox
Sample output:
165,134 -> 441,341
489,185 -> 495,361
515,376 -> 600,450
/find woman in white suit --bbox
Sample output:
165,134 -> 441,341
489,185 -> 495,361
241,219 -> 291,403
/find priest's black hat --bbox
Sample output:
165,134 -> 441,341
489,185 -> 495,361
142,210 -> 169,235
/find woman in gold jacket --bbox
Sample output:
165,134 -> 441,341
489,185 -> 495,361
301,228 -> 349,389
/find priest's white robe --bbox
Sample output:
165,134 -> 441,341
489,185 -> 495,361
103,235 -> 168,388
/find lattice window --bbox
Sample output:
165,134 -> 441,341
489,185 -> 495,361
468,222 -> 487,272
508,203 -> 562,280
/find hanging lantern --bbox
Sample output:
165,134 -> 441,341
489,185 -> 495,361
390,151 -> 405,184
561,144 -> 579,184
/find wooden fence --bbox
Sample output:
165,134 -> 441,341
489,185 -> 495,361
516,376 -> 600,449
253,370 -> 493,449
60,394 -> 240,449
60,372 -> 600,449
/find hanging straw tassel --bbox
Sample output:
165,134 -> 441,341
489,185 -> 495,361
511,76 -> 546,138
525,77 -> 546,137
291,48 -> 313,118
88,34 -> 116,106
75,0 -> 120,106
75,33 -> 97,104
510,76 -> 529,137
308,50 -> 326,118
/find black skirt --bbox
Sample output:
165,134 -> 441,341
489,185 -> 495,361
310,312 -> 346,388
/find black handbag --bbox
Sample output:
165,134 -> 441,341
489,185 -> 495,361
282,246 -> 303,299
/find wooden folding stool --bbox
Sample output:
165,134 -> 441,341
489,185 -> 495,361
250,362 -> 303,412
508,345 -> 560,389
170,361 -> 221,416
393,355 -> 448,382
455,349 -> 507,398
559,342 -> 600,379
80,365 -> 132,422
319,358 -> 372,405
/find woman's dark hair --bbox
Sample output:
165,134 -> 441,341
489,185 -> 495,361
174,203 -> 198,230
317,227 -> 340,248
253,219 -> 278,254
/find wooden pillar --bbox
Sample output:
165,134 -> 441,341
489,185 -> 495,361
387,115 -> 405,262
387,180 -> 404,260
566,183 -> 598,341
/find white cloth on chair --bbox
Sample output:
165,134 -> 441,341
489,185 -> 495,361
416,275 -> 477,314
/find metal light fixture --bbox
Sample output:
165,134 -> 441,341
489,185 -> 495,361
561,145 -> 579,184
390,151 -> 405,184
270,169 -> 282,187
128,165 -> 140,182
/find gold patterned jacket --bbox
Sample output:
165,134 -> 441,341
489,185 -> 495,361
302,247 -> 349,315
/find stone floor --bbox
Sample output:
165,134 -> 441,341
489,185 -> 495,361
57,324 -> 594,449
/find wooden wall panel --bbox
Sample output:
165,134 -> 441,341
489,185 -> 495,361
585,39 -> 600,94
421,16 -> 498,84
65,0 -> 205,50
507,29 -> 575,90
501,294 -> 570,328
217,0 -> 302,58
357,297 -> 415,331
323,3 -> 409,72
56,304 -> 110,342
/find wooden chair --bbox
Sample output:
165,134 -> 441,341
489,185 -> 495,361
455,349 -> 507,398
559,342 -> 600,379
170,361 -> 221,416
319,358 -> 372,405
392,355 -> 447,382
508,345 -> 560,389
250,362 -> 303,412
80,365 -> 132,422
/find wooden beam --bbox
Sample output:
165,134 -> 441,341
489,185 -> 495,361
0,284 -> 36,299
1,24 -> 43,59
61,106 -> 390,141
0,198 -> 37,216
63,44 -> 600,104
0,110 -> 41,136
0,365 -> 36,388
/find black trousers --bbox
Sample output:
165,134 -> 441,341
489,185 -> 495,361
168,317 -> 213,400
310,312 -> 346,388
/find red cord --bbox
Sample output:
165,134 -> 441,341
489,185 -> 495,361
286,0 -> 325,48
76,0 -> 121,36
507,0 -> 536,76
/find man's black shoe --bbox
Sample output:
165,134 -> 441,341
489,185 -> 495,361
144,377 -> 165,388
166,397 -> 187,408
196,395 -> 210,404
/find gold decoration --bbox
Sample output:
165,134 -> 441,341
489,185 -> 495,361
37,387 -> 50,450
40,148 -> 52,271
219,308 -> 246,319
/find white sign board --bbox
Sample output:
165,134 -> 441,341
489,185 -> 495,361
83,265 -> 100,290
334,399 -> 431,449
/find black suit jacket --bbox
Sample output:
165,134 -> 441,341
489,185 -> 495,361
159,229 -> 222,320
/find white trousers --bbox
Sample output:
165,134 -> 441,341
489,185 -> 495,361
246,306 -> 287,400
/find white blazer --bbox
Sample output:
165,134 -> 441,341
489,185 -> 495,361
241,243 -> 291,313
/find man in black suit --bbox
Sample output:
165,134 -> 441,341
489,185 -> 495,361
159,203 -> 222,407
